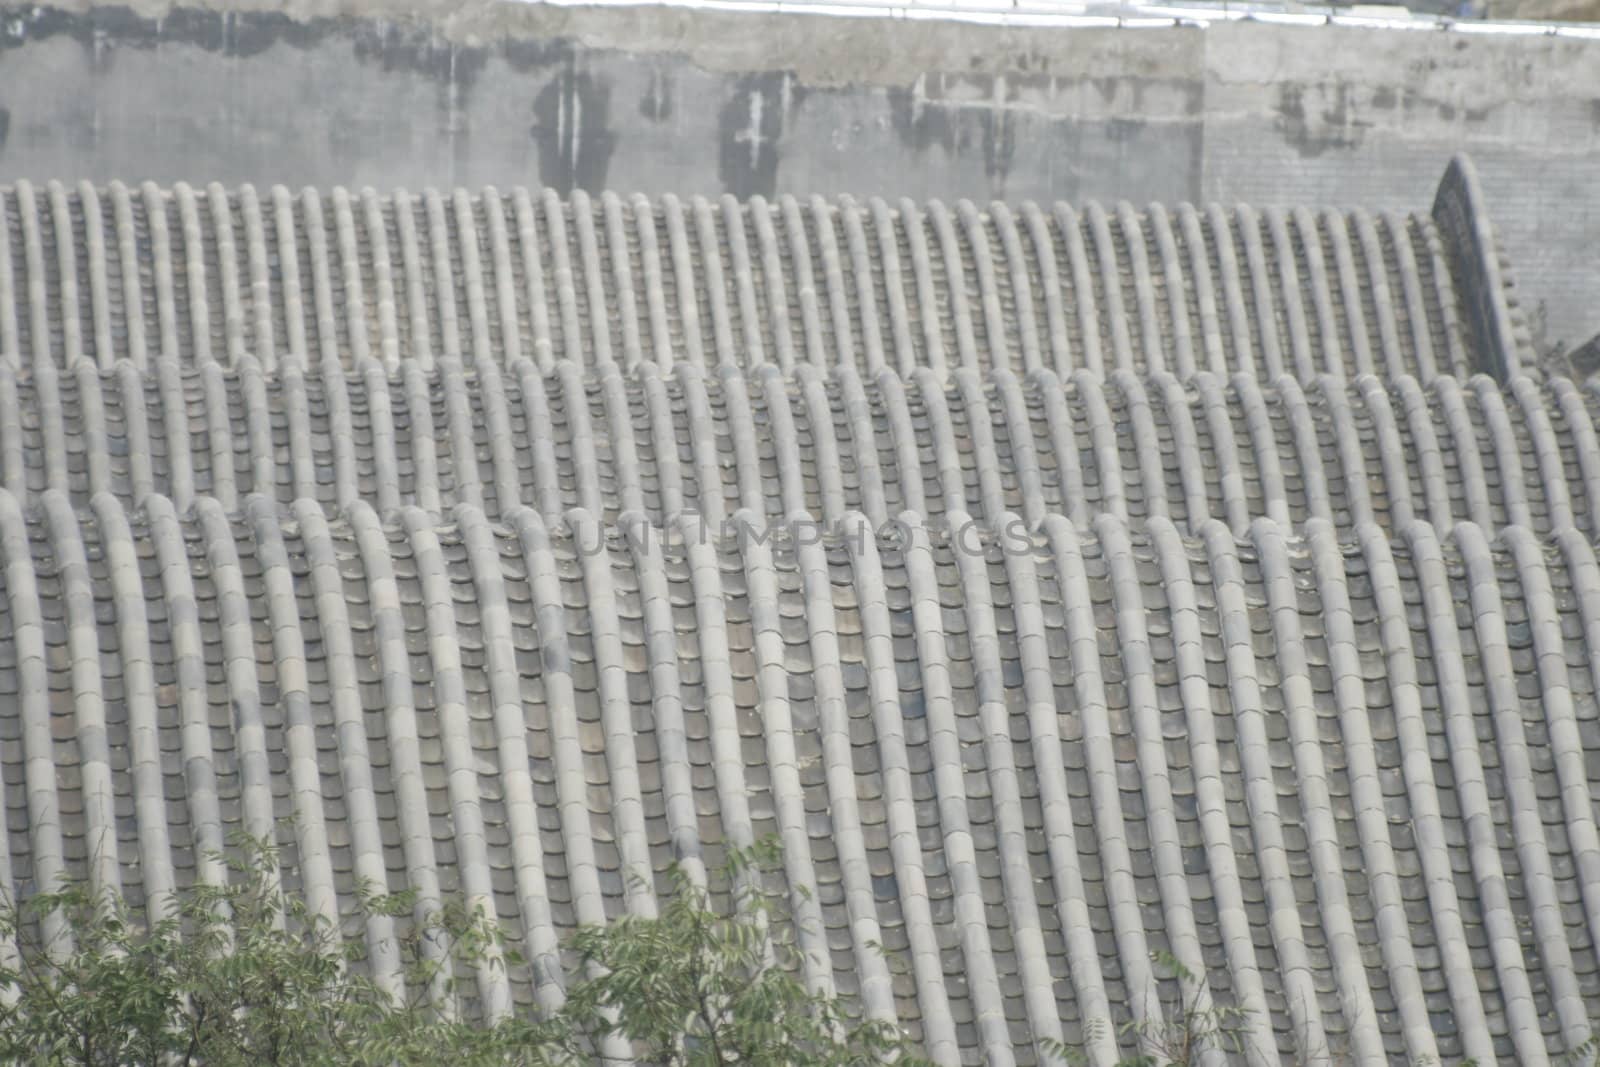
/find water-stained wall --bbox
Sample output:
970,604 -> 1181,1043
0,2 -> 1596,350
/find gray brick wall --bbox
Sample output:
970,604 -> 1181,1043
1,4 -> 1595,353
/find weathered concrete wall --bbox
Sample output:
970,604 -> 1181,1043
1,2 -> 1595,351
1199,23 -> 1600,359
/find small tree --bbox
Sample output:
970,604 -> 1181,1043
0,883 -> 186,1066
0,837 -> 556,1066
552,839 -> 925,1066
1046,952 -> 1255,1067
0,835 -> 925,1066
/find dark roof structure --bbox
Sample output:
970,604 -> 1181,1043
0,160 -> 1524,382
1,359 -> 1594,538
3,492 -> 1600,1065
0,157 -> 1592,1066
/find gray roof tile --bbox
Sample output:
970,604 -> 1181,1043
2,361 -> 1592,540
22,500 -> 1524,1057
0,160 -> 1576,1066
0,180 -> 1513,382
34,499 -> 1587,1059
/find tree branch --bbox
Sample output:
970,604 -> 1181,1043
181,999 -> 206,1067
689,904 -> 727,1066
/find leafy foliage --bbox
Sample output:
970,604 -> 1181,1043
552,838 -> 928,1067
1045,951 -> 1256,1067
0,834 -> 925,1066
0,836 -> 558,1066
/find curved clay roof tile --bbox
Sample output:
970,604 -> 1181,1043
0,182 -> 1512,381
5,495 -> 1600,1058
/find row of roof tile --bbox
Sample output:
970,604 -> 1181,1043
3,357 -> 1593,541
0,159 -> 1571,1066
0,163 -> 1520,382
1,491 -> 1597,1064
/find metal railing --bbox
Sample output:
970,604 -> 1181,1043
515,0 -> 1600,37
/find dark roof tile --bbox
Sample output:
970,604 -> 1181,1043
0,180 -> 1509,382
3,361 -> 1593,542
2,491 -> 1595,1062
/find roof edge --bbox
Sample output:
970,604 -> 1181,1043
1431,155 -> 1522,380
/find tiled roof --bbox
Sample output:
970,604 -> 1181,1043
0,169 -> 1517,381
3,492 -> 1599,1064
0,159 -> 1587,1066
2,357 -> 1593,537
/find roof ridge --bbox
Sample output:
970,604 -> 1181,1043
2,357 -> 1592,539
0,172 -> 1515,381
